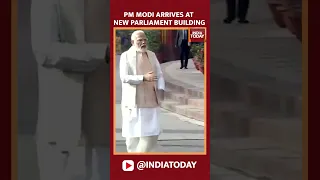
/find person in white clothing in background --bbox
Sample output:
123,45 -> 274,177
119,30 -> 165,153
31,0 -> 109,179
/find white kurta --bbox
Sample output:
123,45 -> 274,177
31,0 -> 107,150
31,0 -> 109,179
122,108 -> 161,137
120,47 -> 165,138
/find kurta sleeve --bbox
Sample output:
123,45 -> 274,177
119,53 -> 144,85
31,0 -> 107,73
154,53 -> 165,90
47,43 -> 107,72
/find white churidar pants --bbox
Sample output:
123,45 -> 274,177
122,107 -> 161,153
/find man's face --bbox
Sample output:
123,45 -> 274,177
132,33 -> 148,52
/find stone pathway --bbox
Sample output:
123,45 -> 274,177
160,0 -> 302,118
160,61 -> 205,121
157,1 -> 302,179
115,104 -> 205,153
210,0 -> 302,89
163,60 -> 204,90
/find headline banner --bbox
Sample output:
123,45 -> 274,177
114,11 -> 206,26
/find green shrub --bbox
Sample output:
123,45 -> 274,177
190,43 -> 205,64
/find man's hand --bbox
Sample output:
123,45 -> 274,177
143,71 -> 157,82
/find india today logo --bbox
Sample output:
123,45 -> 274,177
122,160 -> 134,171
189,28 -> 206,43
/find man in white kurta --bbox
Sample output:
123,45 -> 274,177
31,0 -> 109,179
119,30 -> 165,153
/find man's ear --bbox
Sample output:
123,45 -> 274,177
131,40 -> 134,45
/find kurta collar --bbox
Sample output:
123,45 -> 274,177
127,46 -> 155,74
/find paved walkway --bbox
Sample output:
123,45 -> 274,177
209,0 -> 302,95
162,0 -> 302,96
115,104 -> 205,153
163,60 -> 204,91
161,0 -> 302,118
157,1 -> 302,179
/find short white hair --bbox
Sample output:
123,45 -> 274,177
131,30 -> 145,41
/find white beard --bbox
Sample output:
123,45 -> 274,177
132,45 -> 147,52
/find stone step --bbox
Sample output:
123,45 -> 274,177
188,98 -> 205,107
244,82 -> 302,117
160,100 -> 204,121
211,137 -> 302,180
210,101 -> 293,139
164,89 -> 205,107
164,90 -> 188,104
211,101 -> 257,138
175,105 -> 204,121
160,100 -> 180,112
211,74 -> 301,117
250,118 -> 302,152
211,75 -> 242,102
165,81 -> 204,99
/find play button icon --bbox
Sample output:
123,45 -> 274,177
122,160 -> 134,171
126,162 -> 132,169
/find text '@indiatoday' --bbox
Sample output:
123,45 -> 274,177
122,160 -> 197,171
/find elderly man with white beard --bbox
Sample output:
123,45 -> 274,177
31,0 -> 109,179
119,30 -> 165,153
